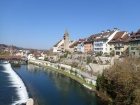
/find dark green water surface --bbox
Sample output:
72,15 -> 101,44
14,64 -> 102,105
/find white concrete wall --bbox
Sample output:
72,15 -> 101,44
29,60 -> 97,86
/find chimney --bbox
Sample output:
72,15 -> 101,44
107,29 -> 110,32
101,30 -> 104,34
130,31 -> 134,35
114,28 -> 118,31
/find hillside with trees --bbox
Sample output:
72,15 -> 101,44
97,57 -> 140,105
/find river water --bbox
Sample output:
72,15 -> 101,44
1,63 -> 102,105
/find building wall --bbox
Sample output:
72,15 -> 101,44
53,40 -> 64,53
53,47 -> 58,52
74,46 -> 78,52
94,30 -> 119,54
108,43 -> 130,55
84,43 -> 93,53
69,47 -> 74,53
129,41 -> 140,58
77,42 -> 84,53
129,46 -> 140,58
64,34 -> 69,51
94,40 -> 103,53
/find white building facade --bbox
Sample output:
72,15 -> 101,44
53,39 -> 64,53
94,29 -> 119,54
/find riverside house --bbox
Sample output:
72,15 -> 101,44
108,31 -> 130,56
69,41 -> 78,53
53,39 -> 64,53
93,28 -> 119,54
128,29 -> 140,58
84,40 -> 93,53
77,38 -> 86,53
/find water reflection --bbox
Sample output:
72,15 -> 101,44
15,64 -> 102,105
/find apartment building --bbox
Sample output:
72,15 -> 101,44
53,39 -> 64,52
69,41 -> 78,53
128,29 -> 140,58
77,38 -> 86,53
108,31 -> 130,56
93,29 -> 119,54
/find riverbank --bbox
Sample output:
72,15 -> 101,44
29,60 -> 111,104
50,65 -> 110,104
29,61 -> 96,91
14,64 -> 102,105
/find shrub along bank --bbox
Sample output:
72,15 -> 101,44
96,57 -> 140,105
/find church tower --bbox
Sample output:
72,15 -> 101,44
63,29 -> 69,52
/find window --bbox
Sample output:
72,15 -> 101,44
115,48 -> 120,50
131,47 -> 134,50
118,44 -> 120,47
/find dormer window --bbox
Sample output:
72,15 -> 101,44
96,37 -> 100,39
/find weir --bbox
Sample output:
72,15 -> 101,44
0,62 -> 29,105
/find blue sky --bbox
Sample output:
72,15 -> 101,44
0,0 -> 140,49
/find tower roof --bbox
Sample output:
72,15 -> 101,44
64,29 -> 69,37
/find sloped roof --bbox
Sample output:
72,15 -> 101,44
54,40 -> 62,47
94,31 -> 115,41
69,41 -> 78,48
131,29 -> 140,38
79,38 -> 86,42
136,29 -> 140,34
109,31 -> 130,43
87,33 -> 101,41
87,30 -> 115,41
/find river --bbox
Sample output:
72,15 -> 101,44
14,64 -> 102,105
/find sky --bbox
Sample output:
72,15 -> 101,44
0,0 -> 140,50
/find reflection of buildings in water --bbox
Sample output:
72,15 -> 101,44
46,70 -> 72,92
26,64 -> 42,73
26,65 -> 76,93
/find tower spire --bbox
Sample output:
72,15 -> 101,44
63,29 -> 70,52
65,28 -> 69,37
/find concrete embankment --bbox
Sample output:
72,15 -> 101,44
29,60 -> 97,91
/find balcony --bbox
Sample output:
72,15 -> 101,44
94,46 -> 103,48
115,48 -> 121,50
131,37 -> 140,41
114,45 -> 124,48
